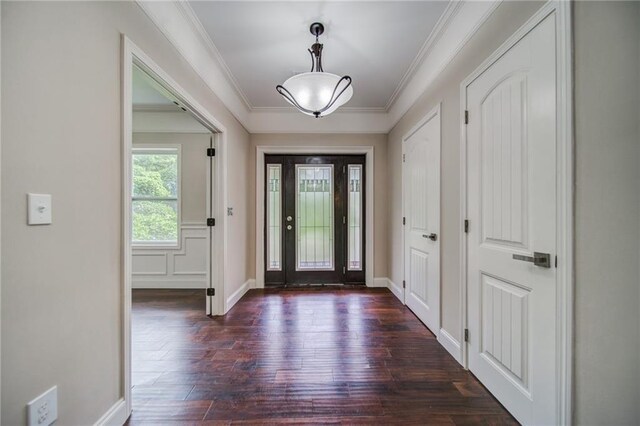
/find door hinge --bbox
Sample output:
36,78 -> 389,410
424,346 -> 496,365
343,216 -> 346,225
343,267 -> 346,274
402,280 -> 406,289
403,217 -> 406,226
464,219 -> 469,233
555,255 -> 558,268
207,218 -> 215,227
464,110 -> 469,125
464,329 -> 469,342
206,287 -> 215,296
402,154 -> 406,163
207,147 -> 216,157
343,165 -> 346,174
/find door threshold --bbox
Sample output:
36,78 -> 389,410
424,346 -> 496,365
265,282 -> 366,289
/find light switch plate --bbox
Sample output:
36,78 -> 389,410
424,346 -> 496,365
27,193 -> 52,225
27,386 -> 58,426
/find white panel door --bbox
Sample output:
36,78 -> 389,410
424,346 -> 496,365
466,15 -> 556,425
403,110 -> 440,334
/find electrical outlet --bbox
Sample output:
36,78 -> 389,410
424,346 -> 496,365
27,386 -> 58,426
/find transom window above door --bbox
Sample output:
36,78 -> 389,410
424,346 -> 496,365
131,146 -> 180,246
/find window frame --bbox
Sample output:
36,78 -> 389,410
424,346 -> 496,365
131,144 -> 181,249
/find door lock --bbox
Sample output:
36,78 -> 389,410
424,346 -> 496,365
286,216 -> 293,222
512,252 -> 551,268
423,233 -> 437,241
286,225 -> 293,231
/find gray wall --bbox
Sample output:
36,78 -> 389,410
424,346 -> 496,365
573,2 -> 640,423
1,2 -> 251,425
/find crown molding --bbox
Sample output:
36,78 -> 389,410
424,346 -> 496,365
387,0 -> 502,126
135,0 -> 502,134
176,1 -> 254,109
135,1 -> 251,124
384,0 -> 461,112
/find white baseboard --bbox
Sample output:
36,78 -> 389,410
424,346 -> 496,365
438,328 -> 463,365
94,398 -> 128,426
225,279 -> 254,312
387,278 -> 404,303
371,277 -> 390,287
132,279 -> 206,289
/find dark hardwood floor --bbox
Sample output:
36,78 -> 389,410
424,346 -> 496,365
127,288 -> 516,425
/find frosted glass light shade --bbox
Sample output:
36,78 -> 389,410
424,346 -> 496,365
279,72 -> 353,117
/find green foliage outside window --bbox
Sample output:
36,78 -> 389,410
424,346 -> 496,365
132,151 -> 178,243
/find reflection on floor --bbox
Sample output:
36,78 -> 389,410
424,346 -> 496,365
127,288 -> 515,425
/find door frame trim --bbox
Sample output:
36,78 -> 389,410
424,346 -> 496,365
122,35 -> 229,418
256,146 -> 374,288
401,103 -> 442,333
458,2 -> 573,424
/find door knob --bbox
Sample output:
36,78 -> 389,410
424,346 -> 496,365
423,233 -> 437,241
512,252 -> 551,268
286,225 -> 293,231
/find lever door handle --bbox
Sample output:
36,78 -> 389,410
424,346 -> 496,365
512,252 -> 551,268
423,233 -> 437,241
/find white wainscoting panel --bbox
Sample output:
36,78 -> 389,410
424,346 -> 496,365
132,224 -> 208,289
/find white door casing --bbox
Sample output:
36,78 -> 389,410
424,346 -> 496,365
403,106 -> 441,334
465,14 -> 557,425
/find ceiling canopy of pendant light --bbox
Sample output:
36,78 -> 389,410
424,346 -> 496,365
276,22 -> 353,118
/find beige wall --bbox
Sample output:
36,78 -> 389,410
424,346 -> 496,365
387,1 -> 543,342
133,132 -> 210,223
573,2 -> 640,424
249,133 -> 388,279
1,2 -> 250,425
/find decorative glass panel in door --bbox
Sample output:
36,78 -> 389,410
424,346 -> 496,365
266,164 -> 282,271
348,165 -> 363,270
295,165 -> 334,270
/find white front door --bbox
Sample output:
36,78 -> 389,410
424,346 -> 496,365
465,15 -> 557,425
403,108 -> 441,334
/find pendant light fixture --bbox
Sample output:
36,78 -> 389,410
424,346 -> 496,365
276,22 -> 353,118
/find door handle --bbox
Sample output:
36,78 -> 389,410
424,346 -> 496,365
512,252 -> 551,268
423,233 -> 437,241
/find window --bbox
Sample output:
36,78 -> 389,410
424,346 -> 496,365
132,146 -> 180,246
266,164 -> 282,271
347,164 -> 363,270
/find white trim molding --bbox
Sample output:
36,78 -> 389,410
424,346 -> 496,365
135,0 -> 502,134
386,278 -> 404,303
255,145 -> 375,288
225,279 -> 255,313
458,2 -> 573,424
371,277 -> 389,288
437,328 -> 463,365
93,399 -> 128,426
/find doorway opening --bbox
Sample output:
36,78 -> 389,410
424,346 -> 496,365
122,37 -> 229,418
264,154 -> 366,287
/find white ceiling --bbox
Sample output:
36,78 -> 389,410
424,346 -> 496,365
187,1 -> 449,110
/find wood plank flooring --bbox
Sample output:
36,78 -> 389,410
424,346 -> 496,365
127,288 -> 516,425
